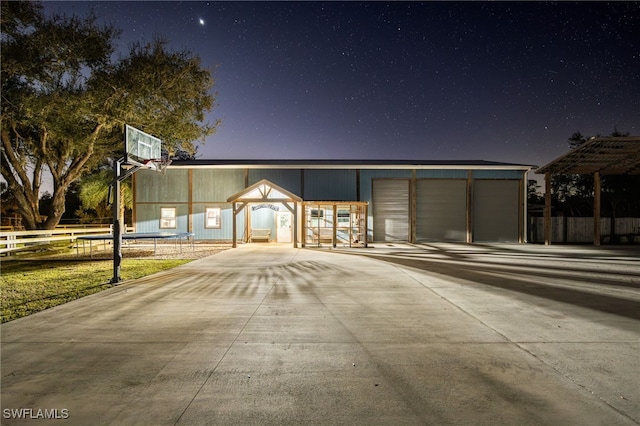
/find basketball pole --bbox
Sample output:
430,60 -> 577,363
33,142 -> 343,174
110,157 -> 143,284
111,158 -> 123,284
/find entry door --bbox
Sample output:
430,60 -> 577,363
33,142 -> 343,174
276,211 -> 292,243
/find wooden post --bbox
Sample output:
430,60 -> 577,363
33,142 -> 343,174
301,202 -> 306,248
244,203 -> 249,244
293,202 -> 298,248
232,202 -> 237,248
466,170 -> 472,243
364,204 -> 369,248
594,171 -> 601,246
519,178 -> 525,243
544,173 -> 552,245
410,170 -> 417,243
332,203 -> 337,248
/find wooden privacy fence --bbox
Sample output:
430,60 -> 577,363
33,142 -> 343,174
529,217 -> 640,244
0,227 -> 116,256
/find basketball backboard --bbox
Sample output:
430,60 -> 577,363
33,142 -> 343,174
125,125 -> 162,167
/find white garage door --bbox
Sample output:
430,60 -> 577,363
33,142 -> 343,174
373,179 -> 409,242
473,180 -> 520,242
416,179 -> 467,241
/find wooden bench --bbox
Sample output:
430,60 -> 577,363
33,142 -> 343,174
250,228 -> 271,242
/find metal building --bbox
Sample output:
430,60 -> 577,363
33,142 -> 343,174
133,160 -> 532,246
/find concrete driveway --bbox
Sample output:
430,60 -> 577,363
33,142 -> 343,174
2,243 -> 639,425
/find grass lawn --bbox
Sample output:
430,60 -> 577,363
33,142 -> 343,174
1,258 -> 191,323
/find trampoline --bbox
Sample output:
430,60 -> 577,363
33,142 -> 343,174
76,232 -> 195,257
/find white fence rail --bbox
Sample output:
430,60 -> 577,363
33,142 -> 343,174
0,227 -> 115,256
529,217 -> 640,243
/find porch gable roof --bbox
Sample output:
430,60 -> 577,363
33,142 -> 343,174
226,179 -> 302,203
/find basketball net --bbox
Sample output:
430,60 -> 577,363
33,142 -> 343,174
143,158 -> 172,174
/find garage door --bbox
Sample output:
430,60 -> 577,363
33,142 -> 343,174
416,179 -> 467,241
473,180 -> 520,242
373,179 -> 409,241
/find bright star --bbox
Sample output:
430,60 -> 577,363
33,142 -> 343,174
199,18 -> 205,26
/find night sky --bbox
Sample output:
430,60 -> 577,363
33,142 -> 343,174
44,1 -> 639,169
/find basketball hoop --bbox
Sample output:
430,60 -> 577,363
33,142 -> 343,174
143,158 -> 172,174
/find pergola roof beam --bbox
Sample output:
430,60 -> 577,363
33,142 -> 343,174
536,137 -> 640,176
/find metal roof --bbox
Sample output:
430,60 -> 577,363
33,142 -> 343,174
171,159 -> 533,170
536,136 -> 640,175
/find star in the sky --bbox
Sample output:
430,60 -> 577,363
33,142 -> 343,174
198,18 -> 205,26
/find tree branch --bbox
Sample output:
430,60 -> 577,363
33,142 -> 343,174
2,126 -> 35,193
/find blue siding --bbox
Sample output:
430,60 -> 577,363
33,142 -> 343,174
416,169 -> 468,179
248,169 -> 301,195
304,169 -> 357,200
135,169 -> 188,203
135,204 -> 189,233
192,204 -> 245,240
193,169 -> 244,202
472,170 -> 525,179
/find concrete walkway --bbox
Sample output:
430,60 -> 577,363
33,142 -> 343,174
2,243 -> 639,425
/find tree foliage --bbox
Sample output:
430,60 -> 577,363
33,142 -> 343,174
75,168 -> 131,224
527,179 -> 543,206
1,1 -> 218,229
0,182 -> 20,228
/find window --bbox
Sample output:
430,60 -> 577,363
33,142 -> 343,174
337,209 -> 350,225
160,207 -> 176,229
205,207 -> 222,229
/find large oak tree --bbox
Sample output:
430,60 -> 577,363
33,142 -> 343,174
1,1 -> 217,229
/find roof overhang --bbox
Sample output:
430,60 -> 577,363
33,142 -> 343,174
170,159 -> 533,171
536,136 -> 640,175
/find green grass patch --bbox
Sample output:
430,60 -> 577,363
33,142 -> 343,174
1,258 -> 190,323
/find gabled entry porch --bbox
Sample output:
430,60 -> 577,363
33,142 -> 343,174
227,179 -> 302,248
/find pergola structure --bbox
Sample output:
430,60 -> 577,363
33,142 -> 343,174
536,136 -> 640,245
226,179 -> 302,248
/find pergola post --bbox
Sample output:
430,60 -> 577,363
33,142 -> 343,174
520,177 -> 526,243
364,204 -> 369,248
232,202 -> 237,248
301,202 -> 306,248
293,202 -> 298,248
466,170 -> 473,243
593,171 -> 601,246
544,173 -> 552,245
332,204 -> 338,248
